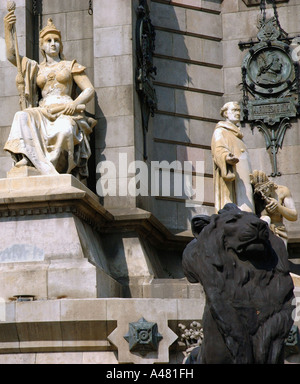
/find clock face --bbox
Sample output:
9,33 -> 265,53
243,43 -> 295,96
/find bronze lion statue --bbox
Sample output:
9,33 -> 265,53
182,204 -> 295,364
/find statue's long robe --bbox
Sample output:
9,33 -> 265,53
211,121 -> 254,213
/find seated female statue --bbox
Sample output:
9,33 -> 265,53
3,12 -> 97,179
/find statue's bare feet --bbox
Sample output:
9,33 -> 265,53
15,156 -> 29,167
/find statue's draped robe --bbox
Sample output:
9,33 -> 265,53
211,121 -> 254,213
4,57 -> 96,178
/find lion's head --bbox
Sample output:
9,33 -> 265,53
184,204 -> 274,283
192,203 -> 269,258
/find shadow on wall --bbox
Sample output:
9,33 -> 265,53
150,1 -> 198,231
88,94 -> 106,196
99,233 -> 131,297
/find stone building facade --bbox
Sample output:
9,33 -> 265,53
0,0 -> 298,364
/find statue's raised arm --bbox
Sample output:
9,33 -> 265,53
4,2 -> 20,67
4,2 -> 27,110
3,7 -> 97,180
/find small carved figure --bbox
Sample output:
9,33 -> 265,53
250,170 -> 298,247
178,322 -> 204,364
182,204 -> 294,364
3,10 -> 96,179
211,102 -> 255,213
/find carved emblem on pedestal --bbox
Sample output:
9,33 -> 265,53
124,317 -> 163,356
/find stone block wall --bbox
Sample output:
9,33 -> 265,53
0,297 -> 205,364
93,0 -> 137,209
142,0 -> 223,233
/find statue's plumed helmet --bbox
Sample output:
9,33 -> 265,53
39,19 -> 64,59
39,18 -> 61,40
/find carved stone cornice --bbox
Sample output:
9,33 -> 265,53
0,175 -> 192,251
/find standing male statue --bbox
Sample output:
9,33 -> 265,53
211,101 -> 255,213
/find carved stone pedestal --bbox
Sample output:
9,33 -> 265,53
0,175 -> 207,363
0,175 -> 122,301
7,166 -> 41,178
0,174 -> 202,302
